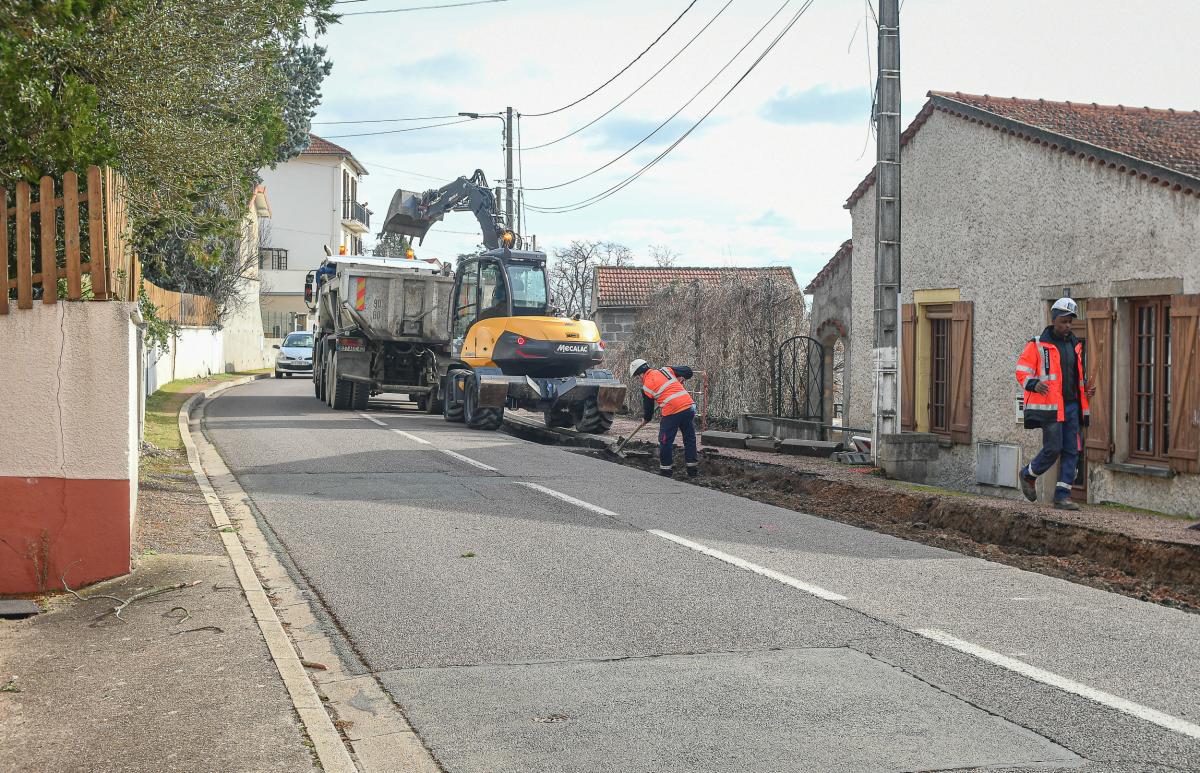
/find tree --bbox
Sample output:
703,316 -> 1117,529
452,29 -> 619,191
373,231 -> 411,258
549,240 -> 631,318
648,243 -> 680,267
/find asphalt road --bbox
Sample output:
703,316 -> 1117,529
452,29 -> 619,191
204,377 -> 1200,773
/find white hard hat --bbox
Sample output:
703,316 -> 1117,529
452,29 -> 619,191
1051,297 -> 1078,318
628,358 -> 649,378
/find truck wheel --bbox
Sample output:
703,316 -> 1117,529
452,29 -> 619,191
351,381 -> 370,410
573,396 -> 614,434
424,391 -> 443,415
464,377 -> 503,431
543,409 -> 572,428
444,399 -> 464,423
330,355 -> 353,410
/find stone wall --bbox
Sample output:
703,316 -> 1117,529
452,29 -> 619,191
595,307 -> 638,345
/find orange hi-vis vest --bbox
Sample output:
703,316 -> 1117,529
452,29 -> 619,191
642,367 -> 694,416
1015,332 -> 1090,429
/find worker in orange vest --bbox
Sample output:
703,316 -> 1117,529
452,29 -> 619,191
1014,297 -> 1096,510
629,358 -> 699,478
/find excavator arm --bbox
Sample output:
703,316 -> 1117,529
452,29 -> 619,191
381,170 -> 503,249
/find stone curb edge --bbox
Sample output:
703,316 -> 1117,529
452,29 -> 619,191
178,375 -> 358,773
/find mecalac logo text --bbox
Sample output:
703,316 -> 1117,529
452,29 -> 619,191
556,344 -> 589,353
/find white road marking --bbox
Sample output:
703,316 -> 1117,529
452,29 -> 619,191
648,529 -> 848,601
440,448 -> 498,472
357,413 -> 387,426
915,628 -> 1200,741
518,482 -> 620,518
391,429 -> 430,445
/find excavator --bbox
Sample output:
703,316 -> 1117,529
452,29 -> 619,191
381,171 -> 625,432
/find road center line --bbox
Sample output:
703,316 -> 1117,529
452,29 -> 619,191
518,482 -> 620,517
648,529 -> 848,601
440,448 -> 499,472
391,428 -> 430,445
914,628 -> 1200,741
357,413 -> 387,427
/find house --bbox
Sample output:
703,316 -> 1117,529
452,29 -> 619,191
805,239 -> 852,424
813,90 -> 1200,515
592,265 -> 799,345
257,134 -> 371,336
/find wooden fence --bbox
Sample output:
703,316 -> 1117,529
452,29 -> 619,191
2,166 -> 138,313
142,279 -> 216,327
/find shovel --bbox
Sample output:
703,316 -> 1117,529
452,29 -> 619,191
613,419 -> 650,458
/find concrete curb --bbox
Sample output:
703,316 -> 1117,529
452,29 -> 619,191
501,411 -> 616,450
178,375 -> 358,773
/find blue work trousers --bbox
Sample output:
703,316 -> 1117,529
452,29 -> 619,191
1025,401 -> 1081,502
659,408 -> 698,472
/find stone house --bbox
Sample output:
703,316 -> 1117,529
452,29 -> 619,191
592,265 -> 799,345
805,239 -> 852,424
812,90 -> 1200,516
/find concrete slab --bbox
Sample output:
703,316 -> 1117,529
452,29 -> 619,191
780,438 -> 843,457
745,437 -> 780,452
381,647 -> 1080,773
0,600 -> 40,619
700,431 -> 750,449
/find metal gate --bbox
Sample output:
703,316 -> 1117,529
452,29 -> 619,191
774,335 -> 824,422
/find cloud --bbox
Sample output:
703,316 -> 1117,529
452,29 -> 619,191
747,210 -> 793,228
584,116 -> 697,151
760,85 -> 870,125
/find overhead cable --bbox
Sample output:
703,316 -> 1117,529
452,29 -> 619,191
322,117 -> 478,139
313,114 -> 463,125
340,0 -> 510,16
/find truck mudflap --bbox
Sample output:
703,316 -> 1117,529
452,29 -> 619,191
470,371 -> 626,411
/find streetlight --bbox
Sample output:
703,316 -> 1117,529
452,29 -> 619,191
458,109 -> 514,231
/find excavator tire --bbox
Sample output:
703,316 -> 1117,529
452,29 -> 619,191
573,396 -> 614,434
443,396 -> 465,423
351,381 -> 370,411
464,376 -> 503,431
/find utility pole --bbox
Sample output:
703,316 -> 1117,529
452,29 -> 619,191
872,0 -> 901,462
505,106 -> 515,232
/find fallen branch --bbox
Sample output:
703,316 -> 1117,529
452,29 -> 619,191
172,625 -> 224,636
113,581 -> 202,621
164,606 -> 191,624
59,563 -> 126,606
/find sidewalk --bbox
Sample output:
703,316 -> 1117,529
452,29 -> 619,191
0,374 -> 319,773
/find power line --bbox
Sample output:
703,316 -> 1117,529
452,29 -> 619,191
322,116 -> 478,139
361,160 -> 450,182
526,0 -> 815,214
519,0 -> 734,152
524,0 -> 796,192
340,0 -> 510,16
313,114 -> 462,125
523,0 -> 700,118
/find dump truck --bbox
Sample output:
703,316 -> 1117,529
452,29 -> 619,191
306,255 -> 454,412
380,170 -> 626,431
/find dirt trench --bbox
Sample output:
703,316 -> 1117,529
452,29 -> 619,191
593,448 -> 1200,614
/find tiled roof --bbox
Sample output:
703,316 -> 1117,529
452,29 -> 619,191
804,240 -> 851,294
302,134 -> 367,175
595,266 -> 798,309
845,91 -> 1200,209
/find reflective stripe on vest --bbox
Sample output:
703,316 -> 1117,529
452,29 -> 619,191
660,390 -> 691,407
644,369 -> 679,398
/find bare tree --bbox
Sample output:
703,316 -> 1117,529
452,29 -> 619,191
549,239 -> 632,317
648,243 -> 680,267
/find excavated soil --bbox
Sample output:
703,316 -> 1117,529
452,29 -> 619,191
597,447 -> 1200,614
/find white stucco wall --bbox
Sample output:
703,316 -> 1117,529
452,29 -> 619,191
220,278 -> 273,372
0,302 -> 139,485
847,108 -> 1200,514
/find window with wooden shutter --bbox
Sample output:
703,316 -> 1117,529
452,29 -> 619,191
1167,294 -> 1200,474
948,300 -> 974,445
1085,298 -> 1113,463
901,303 -> 916,431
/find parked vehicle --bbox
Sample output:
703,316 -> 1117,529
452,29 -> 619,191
273,332 -> 314,378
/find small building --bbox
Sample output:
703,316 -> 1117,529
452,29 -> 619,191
592,265 -> 799,345
805,239 -> 852,424
257,134 -> 371,336
813,91 -> 1200,515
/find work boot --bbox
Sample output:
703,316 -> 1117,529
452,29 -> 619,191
1019,469 -> 1037,502
686,464 -> 700,479
1053,499 -> 1080,511
658,467 -> 673,478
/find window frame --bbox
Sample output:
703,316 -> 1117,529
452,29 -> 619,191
925,303 -> 953,435
1127,296 -> 1172,464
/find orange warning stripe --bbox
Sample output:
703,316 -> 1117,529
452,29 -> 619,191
355,277 -> 366,311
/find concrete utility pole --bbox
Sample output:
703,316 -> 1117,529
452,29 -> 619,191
505,106 -> 515,232
872,0 -> 901,462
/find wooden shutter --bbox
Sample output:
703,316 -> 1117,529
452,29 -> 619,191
901,303 -> 916,431
1084,298 -> 1114,463
948,301 -> 974,444
1167,294 -> 1200,474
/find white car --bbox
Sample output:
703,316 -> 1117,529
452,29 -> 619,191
273,332 -> 314,378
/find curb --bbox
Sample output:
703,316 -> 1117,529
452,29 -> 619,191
178,375 -> 358,773
501,412 -> 616,450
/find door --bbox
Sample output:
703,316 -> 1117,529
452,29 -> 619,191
1068,312 -> 1088,498
451,261 -> 479,357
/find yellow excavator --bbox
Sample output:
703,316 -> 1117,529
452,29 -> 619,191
381,171 -> 625,431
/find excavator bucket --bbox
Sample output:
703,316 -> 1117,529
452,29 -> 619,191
381,188 -> 440,243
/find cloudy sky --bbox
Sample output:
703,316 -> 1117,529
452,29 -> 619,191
310,0 -> 1198,285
